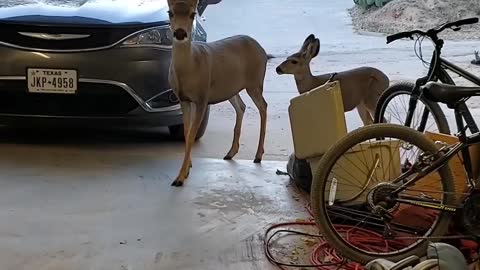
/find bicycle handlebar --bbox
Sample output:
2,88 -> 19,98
444,17 -> 479,29
386,30 -> 425,44
386,17 -> 479,44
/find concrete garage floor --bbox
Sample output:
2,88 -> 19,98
0,140 -> 309,270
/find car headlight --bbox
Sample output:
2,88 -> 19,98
121,26 -> 173,49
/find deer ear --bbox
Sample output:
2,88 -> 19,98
312,38 -> 320,58
300,34 -> 316,52
305,34 -> 315,43
305,39 -> 320,59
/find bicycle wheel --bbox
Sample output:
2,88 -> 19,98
311,124 -> 455,264
374,82 -> 450,134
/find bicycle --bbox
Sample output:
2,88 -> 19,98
373,17 -> 480,135
311,80 -> 480,264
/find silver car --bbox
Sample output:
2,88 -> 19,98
0,0 -> 221,139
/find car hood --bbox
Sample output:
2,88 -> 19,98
0,0 -> 175,26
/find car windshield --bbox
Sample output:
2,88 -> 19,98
1,0 -> 164,8
2,1 -> 86,7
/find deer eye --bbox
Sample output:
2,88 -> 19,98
168,11 -> 174,18
291,60 -> 298,64
190,12 -> 196,19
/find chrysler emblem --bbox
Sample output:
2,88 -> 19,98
18,32 -> 91,40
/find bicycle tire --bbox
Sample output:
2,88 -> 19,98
374,82 -> 451,134
310,124 -> 455,264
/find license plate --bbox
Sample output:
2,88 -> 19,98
27,68 -> 78,94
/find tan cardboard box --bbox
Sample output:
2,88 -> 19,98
288,81 -> 400,202
309,139 -> 401,204
424,131 -> 480,202
288,81 -> 347,160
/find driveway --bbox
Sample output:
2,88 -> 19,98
201,0 -> 480,161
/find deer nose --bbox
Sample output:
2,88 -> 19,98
173,29 -> 188,41
276,66 -> 283,74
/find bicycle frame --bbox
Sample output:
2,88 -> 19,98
397,39 -> 480,133
392,101 -> 480,213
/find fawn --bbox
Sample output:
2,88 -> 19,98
276,34 -> 389,125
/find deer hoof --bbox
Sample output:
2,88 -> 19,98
171,180 -> 184,187
223,155 -> 233,160
254,158 -> 262,164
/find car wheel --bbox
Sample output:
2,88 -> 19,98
169,106 -> 210,141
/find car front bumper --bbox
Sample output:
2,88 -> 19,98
0,45 -> 183,127
0,110 -> 183,128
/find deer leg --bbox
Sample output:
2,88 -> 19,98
357,103 -> 374,126
181,101 -> 193,169
173,101 -> 193,186
172,101 -> 207,187
246,87 -> 267,163
224,94 -> 246,160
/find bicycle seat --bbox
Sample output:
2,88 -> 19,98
422,82 -> 480,104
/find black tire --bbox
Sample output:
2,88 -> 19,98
169,106 -> 210,141
374,82 -> 451,134
310,124 -> 455,264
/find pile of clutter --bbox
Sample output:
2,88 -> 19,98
267,79 -> 480,269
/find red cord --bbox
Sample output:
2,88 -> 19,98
309,225 -> 402,270
265,219 -> 478,270
265,205 -> 417,270
266,191 -> 478,269
265,221 -> 380,269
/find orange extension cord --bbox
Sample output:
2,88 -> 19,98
264,205 -> 478,270
264,220 -> 400,270
266,173 -> 479,269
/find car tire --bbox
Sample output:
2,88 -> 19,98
169,106 -> 210,141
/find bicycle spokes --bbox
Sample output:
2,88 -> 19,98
383,93 -> 441,133
318,131 -> 455,257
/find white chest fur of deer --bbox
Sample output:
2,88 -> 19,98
276,34 -> 390,125
167,0 -> 268,187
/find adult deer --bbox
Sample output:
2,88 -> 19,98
167,0 -> 268,186
276,34 -> 389,125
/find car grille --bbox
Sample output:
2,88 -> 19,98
0,80 -> 139,116
0,22 -> 164,50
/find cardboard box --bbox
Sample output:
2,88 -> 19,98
288,81 -> 347,160
423,132 -> 480,202
309,139 -> 401,204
